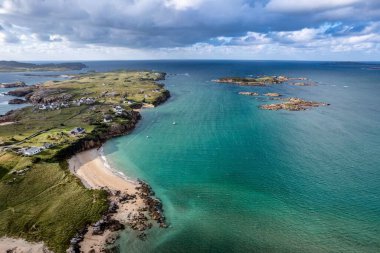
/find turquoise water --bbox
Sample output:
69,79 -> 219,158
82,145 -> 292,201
101,61 -> 380,252
2,61 -> 379,252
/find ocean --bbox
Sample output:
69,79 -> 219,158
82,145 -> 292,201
1,61 -> 380,252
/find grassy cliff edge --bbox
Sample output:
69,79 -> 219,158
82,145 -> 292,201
0,70 -> 170,252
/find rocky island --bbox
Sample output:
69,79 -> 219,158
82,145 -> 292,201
214,75 -> 288,86
0,61 -> 87,72
0,70 -> 170,253
264,92 -> 281,97
216,74 -> 329,112
260,97 -> 329,111
238,91 -> 259,96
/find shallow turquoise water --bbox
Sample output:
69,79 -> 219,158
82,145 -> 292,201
100,61 -> 380,253
2,61 -> 379,252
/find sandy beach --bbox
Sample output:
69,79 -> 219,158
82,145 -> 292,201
0,237 -> 51,253
68,148 -> 164,252
0,121 -> 14,126
68,148 -> 138,192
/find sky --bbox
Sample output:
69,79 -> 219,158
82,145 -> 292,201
0,0 -> 380,61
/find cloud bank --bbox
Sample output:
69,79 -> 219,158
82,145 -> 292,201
0,0 -> 379,60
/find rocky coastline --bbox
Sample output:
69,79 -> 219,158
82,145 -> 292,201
0,81 -> 27,88
69,179 -> 167,253
65,91 -> 170,252
0,71 -> 171,253
8,98 -> 27,104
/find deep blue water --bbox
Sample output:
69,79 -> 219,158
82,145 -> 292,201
1,61 -> 380,252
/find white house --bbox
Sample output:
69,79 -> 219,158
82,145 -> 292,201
103,115 -> 113,123
70,127 -> 85,135
23,147 -> 43,156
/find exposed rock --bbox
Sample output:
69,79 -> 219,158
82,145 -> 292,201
289,81 -> 317,86
238,91 -> 259,96
264,93 -> 281,97
6,86 -> 36,97
214,75 -> 288,86
260,97 -> 329,111
27,89 -> 73,104
8,98 -> 27,104
0,81 -> 27,88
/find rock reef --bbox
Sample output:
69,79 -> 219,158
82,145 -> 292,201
0,81 -> 27,88
8,98 -> 27,104
238,91 -> 259,96
260,98 -> 329,111
214,75 -> 288,86
264,93 -> 281,97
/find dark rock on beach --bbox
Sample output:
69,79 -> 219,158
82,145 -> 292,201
0,81 -> 27,88
8,98 -> 27,104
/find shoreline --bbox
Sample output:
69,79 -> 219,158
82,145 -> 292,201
68,146 -> 167,252
0,237 -> 52,253
0,70 -> 170,253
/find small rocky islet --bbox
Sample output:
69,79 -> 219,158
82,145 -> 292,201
216,75 -> 329,111
261,97 -> 329,111
215,75 -> 289,86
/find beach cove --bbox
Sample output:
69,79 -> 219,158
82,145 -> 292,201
0,60 -> 379,253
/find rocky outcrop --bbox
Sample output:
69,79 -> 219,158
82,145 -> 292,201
152,90 -> 170,106
6,86 -> 36,97
214,75 -> 288,86
0,109 -> 19,123
0,81 -> 27,88
264,93 -> 281,97
238,91 -> 259,96
8,98 -> 27,104
260,97 -> 329,111
27,89 -> 73,104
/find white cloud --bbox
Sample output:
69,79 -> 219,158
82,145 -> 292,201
164,0 -> 203,10
266,0 -> 361,12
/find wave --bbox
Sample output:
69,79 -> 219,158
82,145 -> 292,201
98,147 -> 138,185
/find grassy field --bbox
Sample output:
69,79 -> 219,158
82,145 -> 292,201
0,153 -> 108,252
0,70 -> 169,252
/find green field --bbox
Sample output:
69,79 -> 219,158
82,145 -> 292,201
0,71 -> 169,252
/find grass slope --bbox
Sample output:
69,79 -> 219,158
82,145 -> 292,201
0,70 -> 169,252
0,153 -> 108,252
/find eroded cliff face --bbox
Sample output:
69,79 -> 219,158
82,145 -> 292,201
55,111 -> 141,160
152,90 -> 170,106
27,89 -> 73,104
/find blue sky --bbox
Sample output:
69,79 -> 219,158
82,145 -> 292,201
0,0 -> 379,61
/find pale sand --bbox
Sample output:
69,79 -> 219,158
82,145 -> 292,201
68,148 -> 138,192
0,121 -> 14,126
0,237 -> 52,253
68,148 -> 146,252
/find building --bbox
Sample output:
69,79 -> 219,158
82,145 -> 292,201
70,127 -> 85,135
23,147 -> 43,156
43,142 -> 54,149
103,115 -> 113,123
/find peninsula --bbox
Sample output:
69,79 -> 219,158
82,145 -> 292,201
0,70 -> 170,252
0,61 -> 87,72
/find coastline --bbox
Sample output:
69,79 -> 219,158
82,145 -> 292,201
68,148 -> 139,191
0,237 -> 52,253
0,70 -> 170,252
68,147 -> 167,252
